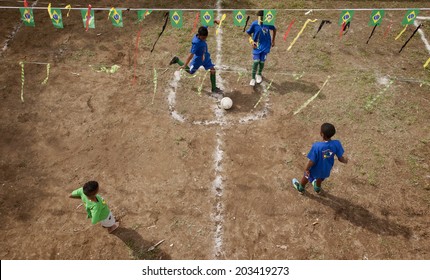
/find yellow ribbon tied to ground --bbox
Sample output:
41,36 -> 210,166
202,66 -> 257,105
288,19 -> 318,51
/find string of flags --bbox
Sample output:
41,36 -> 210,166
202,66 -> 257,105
14,4 -> 429,67
18,5 -> 423,31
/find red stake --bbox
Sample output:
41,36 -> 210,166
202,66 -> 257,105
85,4 -> 92,32
191,12 -> 199,35
339,22 -> 345,39
283,19 -> 296,41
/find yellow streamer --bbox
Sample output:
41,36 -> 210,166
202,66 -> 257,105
19,61 -> 25,102
248,37 -> 255,46
294,76 -> 330,115
197,70 -> 209,96
395,25 -> 408,40
424,57 -> 430,69
254,77 -> 275,109
216,14 -> 227,36
108,7 -> 115,19
47,3 -> 52,19
287,19 -> 318,51
65,4 -> 72,17
152,68 -> 158,105
42,63 -> 50,85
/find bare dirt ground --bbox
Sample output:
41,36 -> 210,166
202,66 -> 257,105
0,0 -> 429,259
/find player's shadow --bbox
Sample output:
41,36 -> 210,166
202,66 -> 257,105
225,89 -> 264,113
113,227 -> 171,260
270,80 -> 321,97
306,192 -> 411,238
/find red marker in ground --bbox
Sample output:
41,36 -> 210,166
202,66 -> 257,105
283,19 -> 296,41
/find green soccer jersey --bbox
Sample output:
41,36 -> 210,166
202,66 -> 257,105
71,187 -> 110,224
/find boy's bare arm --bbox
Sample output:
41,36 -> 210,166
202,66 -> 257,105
69,194 -> 80,199
272,29 -> 277,47
338,156 -> 348,164
304,160 -> 314,176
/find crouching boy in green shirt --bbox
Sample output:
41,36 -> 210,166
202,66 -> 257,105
69,181 -> 119,233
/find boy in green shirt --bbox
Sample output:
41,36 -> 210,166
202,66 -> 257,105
69,181 -> 119,233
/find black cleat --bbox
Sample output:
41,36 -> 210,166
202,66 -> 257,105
211,87 -> 223,94
169,56 -> 179,65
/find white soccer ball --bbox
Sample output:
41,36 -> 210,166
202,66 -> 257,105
220,97 -> 233,110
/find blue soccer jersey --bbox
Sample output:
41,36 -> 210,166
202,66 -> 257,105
246,20 -> 276,54
189,34 -> 214,73
307,140 -> 344,179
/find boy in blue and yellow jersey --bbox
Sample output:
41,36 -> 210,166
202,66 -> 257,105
170,20 -> 222,94
292,123 -> 348,194
246,10 -> 277,86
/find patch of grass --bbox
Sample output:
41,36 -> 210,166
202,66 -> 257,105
71,49 -> 95,60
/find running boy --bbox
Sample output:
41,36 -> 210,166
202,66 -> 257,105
69,181 -> 119,233
246,10 -> 277,86
292,123 -> 348,194
169,20 -> 222,94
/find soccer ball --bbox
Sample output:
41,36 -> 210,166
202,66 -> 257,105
220,97 -> 233,110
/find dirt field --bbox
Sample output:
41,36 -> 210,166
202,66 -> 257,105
1,0 -> 429,260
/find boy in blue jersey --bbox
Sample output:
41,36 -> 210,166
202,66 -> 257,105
246,10 -> 277,86
169,21 -> 222,94
292,123 -> 348,194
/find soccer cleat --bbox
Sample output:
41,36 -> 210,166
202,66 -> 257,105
212,87 -> 223,94
312,180 -> 322,194
292,178 -> 304,194
256,74 -> 263,84
169,56 -> 179,65
249,79 -> 256,86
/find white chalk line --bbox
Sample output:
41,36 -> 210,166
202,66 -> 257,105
414,20 -> 430,55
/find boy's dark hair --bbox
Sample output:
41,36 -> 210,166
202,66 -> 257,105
83,181 -> 99,196
257,10 -> 264,17
198,26 -> 208,37
321,123 -> 336,139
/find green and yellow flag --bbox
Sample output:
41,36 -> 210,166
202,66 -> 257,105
109,8 -> 123,27
19,8 -> 35,27
48,4 -> 64,29
233,10 -> 246,26
338,10 -> 355,26
402,9 -> 419,25
369,10 -> 385,26
170,10 -> 183,28
137,10 -> 152,21
81,9 -> 95,29
263,10 -> 276,26
201,10 -> 214,26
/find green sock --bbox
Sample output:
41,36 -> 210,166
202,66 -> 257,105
258,62 -> 265,75
210,73 -> 216,91
177,59 -> 184,66
252,61 -> 259,79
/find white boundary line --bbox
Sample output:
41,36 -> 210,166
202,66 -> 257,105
414,20 -> 430,54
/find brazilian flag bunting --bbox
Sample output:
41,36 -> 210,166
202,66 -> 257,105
109,8 -> 123,27
402,9 -> 419,25
201,10 -> 214,26
263,10 -> 276,26
233,10 -> 246,26
170,10 -> 183,28
369,10 -> 385,26
338,10 -> 355,26
50,8 -> 64,29
19,8 -> 35,27
81,9 -> 95,29
137,10 -> 152,21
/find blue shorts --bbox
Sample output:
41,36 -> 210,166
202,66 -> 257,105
305,172 -> 326,183
189,58 -> 215,74
252,52 -> 268,62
